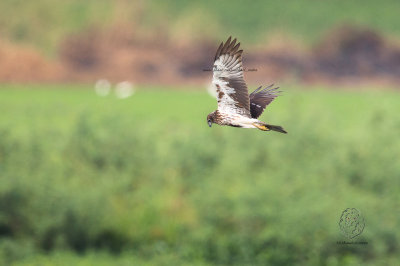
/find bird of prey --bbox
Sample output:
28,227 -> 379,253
207,36 -> 287,133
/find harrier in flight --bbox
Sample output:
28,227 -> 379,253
207,37 -> 287,133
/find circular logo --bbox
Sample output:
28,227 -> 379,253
339,208 -> 365,239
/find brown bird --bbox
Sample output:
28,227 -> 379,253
207,36 -> 287,133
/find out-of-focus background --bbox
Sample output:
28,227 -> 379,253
1,1 -> 400,265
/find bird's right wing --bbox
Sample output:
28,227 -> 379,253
212,37 -> 251,117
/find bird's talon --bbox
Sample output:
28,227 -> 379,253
253,123 -> 269,131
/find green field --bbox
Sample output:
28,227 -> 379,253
0,85 -> 399,265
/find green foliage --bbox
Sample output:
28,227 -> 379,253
2,0 -> 400,54
0,86 -> 399,265
0,0 -> 113,54
152,0 -> 400,43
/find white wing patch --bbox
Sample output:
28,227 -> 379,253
210,37 -> 251,117
212,58 -> 250,116
212,79 -> 239,115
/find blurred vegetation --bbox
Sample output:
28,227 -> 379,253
0,86 -> 399,265
2,0 -> 400,55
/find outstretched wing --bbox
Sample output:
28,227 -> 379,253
249,84 -> 281,118
212,36 -> 251,117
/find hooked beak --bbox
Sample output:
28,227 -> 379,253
208,120 -> 212,127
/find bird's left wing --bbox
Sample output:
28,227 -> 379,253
212,37 -> 251,117
249,84 -> 281,119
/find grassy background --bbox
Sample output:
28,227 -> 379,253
0,86 -> 399,265
1,0 -> 400,264
2,0 -> 400,55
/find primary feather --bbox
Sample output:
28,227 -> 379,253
249,84 -> 281,118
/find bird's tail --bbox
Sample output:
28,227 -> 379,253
254,122 -> 287,134
266,124 -> 287,134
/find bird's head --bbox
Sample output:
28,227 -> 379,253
207,112 -> 215,128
